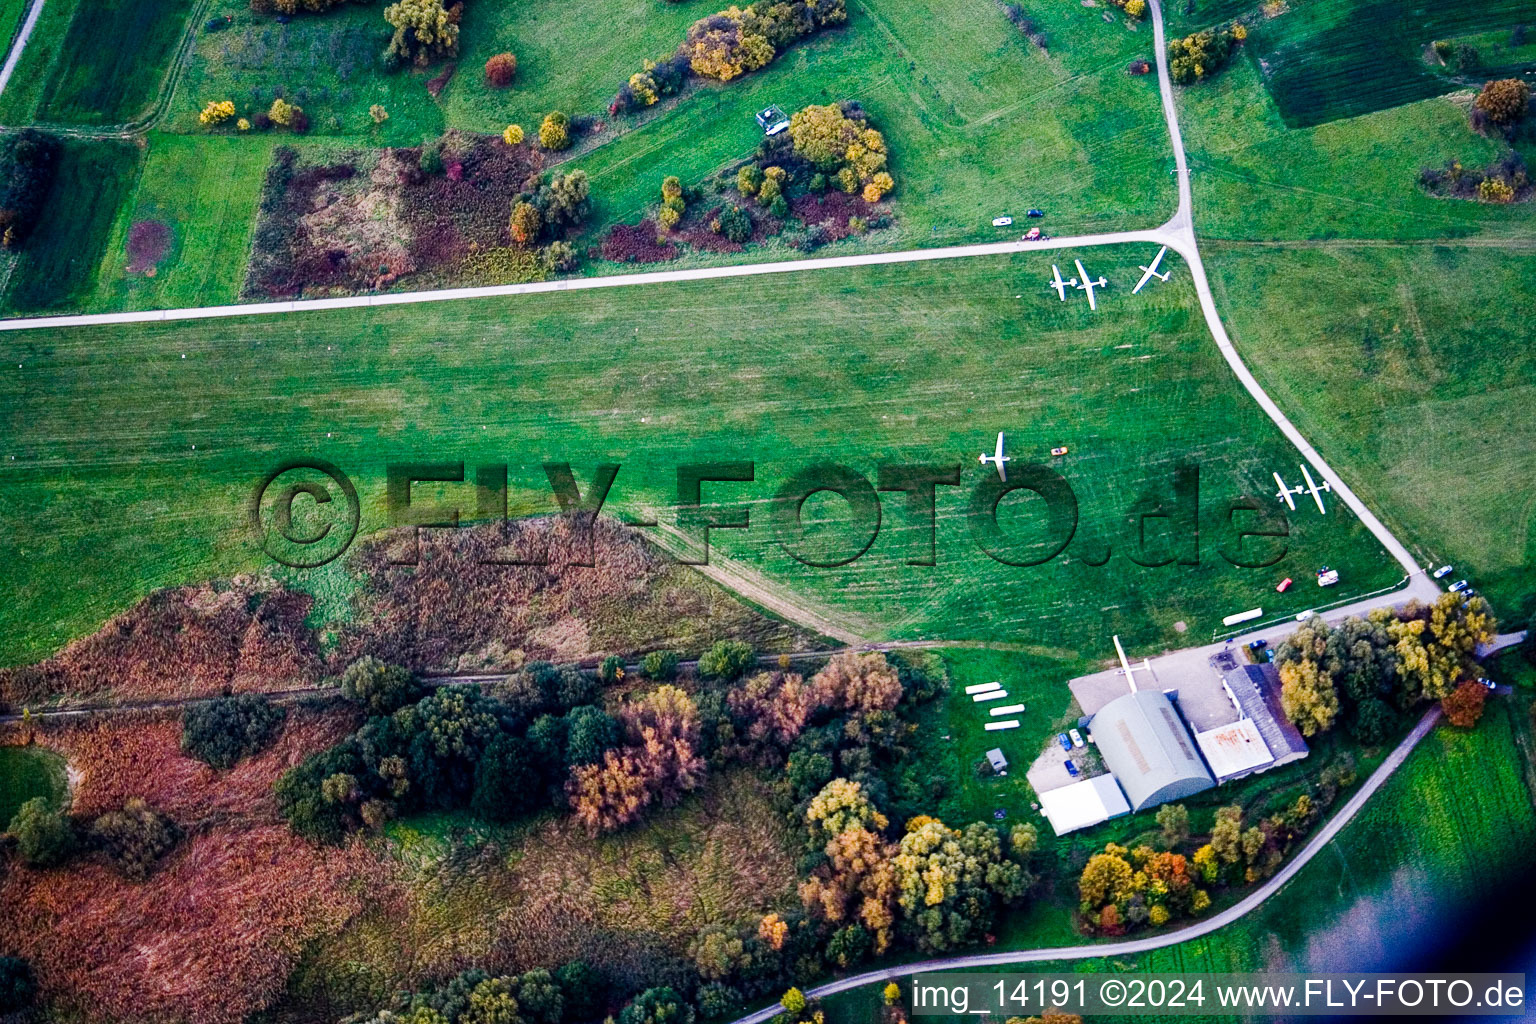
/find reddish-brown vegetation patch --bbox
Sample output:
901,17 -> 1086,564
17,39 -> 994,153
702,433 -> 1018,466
12,703 -> 356,821
0,579 -> 323,707
789,191 -> 881,241
426,62 -> 457,98
599,219 -> 678,263
244,134 -> 545,299
0,705 -> 381,1024
0,824 -> 383,1024
124,220 -> 172,275
333,517 -> 821,674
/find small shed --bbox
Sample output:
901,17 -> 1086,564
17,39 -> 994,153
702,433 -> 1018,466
985,748 -> 1009,772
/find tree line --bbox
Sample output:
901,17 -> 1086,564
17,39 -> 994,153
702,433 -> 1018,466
610,0 -> 847,115
1275,593 -> 1496,740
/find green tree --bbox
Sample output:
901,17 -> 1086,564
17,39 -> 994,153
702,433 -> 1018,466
1155,803 -> 1190,848
514,969 -> 564,1024
894,819 -> 1028,951
8,796 -> 76,868
90,798 -> 180,879
384,0 -> 458,64
340,656 -> 420,715
0,957 -> 35,1014
699,639 -> 756,680
1209,804 -> 1244,864
564,705 -> 621,767
471,734 -> 540,821
182,693 -> 287,769
618,987 -> 694,1024
641,650 -> 680,680
1279,655 -> 1339,735
539,111 -> 571,151
598,655 -> 626,684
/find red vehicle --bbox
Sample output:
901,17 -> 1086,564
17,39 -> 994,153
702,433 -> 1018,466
1276,577 -> 1293,592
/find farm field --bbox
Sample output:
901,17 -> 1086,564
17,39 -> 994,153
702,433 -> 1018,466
824,699 -> 1536,1022
90,133 -> 279,311
0,137 -> 142,314
1174,56 -> 1536,242
0,247 -> 1401,669
0,0 -> 196,125
1171,0 -> 1536,127
1201,242 -> 1536,618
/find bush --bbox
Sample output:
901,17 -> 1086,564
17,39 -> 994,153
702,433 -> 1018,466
182,693 -> 288,769
370,104 -> 389,123
340,655 -> 421,714
0,129 -> 59,250
598,655 -> 626,684
90,799 -> 180,880
1168,25 -> 1243,84
641,650 -> 680,680
485,51 -> 518,87
0,957 -> 35,1014
699,639 -> 756,680
1475,78 -> 1530,125
199,99 -> 236,126
539,111 -> 571,151
712,204 -> 753,242
503,123 -> 524,145
8,796 -> 76,868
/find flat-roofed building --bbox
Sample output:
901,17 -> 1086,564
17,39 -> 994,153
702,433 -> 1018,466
1038,774 -> 1132,835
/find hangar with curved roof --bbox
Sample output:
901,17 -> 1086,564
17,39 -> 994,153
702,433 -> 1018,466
1091,690 -> 1214,811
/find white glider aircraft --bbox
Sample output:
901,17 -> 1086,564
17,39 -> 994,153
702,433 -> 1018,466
1048,264 -> 1077,301
1299,465 -> 1330,514
1132,246 -> 1171,294
1273,472 -> 1302,511
1073,259 -> 1107,311
980,432 -> 1011,481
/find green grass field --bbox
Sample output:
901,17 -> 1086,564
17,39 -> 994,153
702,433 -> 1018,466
89,133 -> 278,311
0,0 -> 195,125
1175,57 -> 1536,242
0,247 -> 1400,667
1,138 -> 142,314
824,701 -> 1536,1021
1200,243 -> 1536,616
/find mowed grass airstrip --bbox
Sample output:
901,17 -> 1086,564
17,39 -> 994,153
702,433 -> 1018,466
0,0 -> 1175,315
0,246 -> 1400,667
